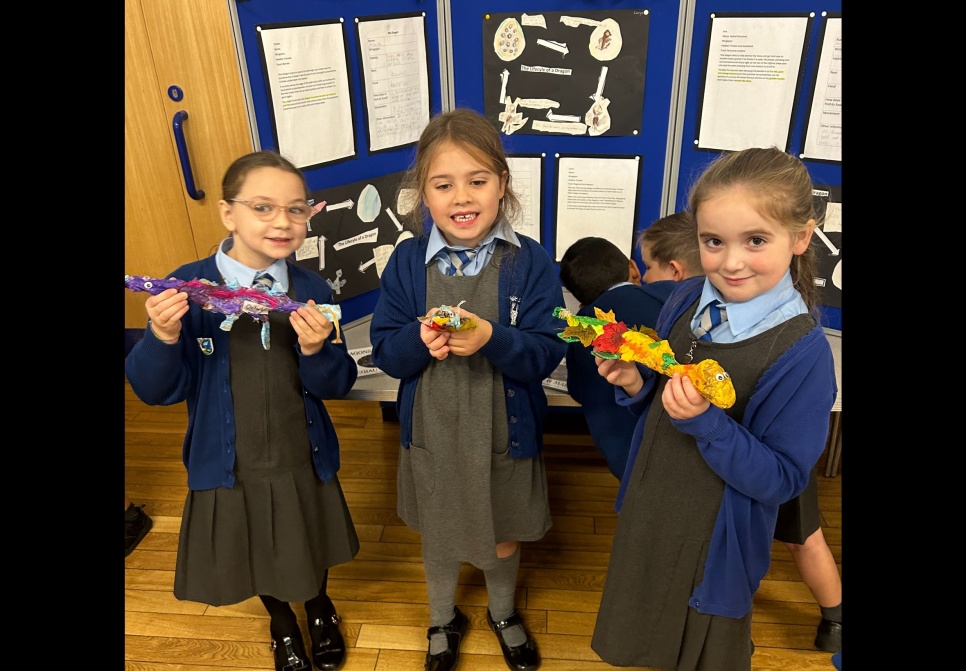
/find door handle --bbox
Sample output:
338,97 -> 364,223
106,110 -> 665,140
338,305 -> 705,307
172,110 -> 205,200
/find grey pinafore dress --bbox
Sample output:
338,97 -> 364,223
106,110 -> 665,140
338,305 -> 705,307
591,303 -> 814,671
174,305 -> 360,606
396,250 -> 552,569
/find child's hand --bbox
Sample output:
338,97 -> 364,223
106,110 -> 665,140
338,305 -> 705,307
596,356 -> 643,397
446,307 -> 492,356
420,309 -> 452,360
145,281 -> 189,344
291,299 -> 333,356
661,373 -> 711,419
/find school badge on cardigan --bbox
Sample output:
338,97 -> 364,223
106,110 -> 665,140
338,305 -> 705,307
197,338 -> 214,356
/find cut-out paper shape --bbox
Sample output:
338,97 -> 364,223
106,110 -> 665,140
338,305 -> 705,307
296,236 -> 321,261
586,98 -> 611,135
586,65 -> 611,136
357,184 -> 382,223
396,188 -> 420,216
521,13 -> 546,29
832,259 -> 842,290
553,306 -> 735,409
536,38 -> 569,56
589,18 -> 622,61
334,228 -> 379,251
499,96 -> 529,135
494,17 -> 526,61
327,269 -> 346,296
531,119 -> 586,135
327,198 -> 354,212
373,244 -> 395,277
124,275 -> 343,347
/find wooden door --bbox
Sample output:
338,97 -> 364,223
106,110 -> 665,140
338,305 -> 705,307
124,0 -> 253,327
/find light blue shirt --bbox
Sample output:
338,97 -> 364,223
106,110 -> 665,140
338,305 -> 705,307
215,237 -> 290,292
689,270 -> 807,343
424,218 -> 521,277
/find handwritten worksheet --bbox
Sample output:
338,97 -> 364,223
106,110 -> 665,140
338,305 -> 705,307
356,13 -> 431,153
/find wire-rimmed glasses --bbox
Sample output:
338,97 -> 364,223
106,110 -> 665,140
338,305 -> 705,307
230,199 -> 313,224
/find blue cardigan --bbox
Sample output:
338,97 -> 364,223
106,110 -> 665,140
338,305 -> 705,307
615,276 -> 837,618
370,234 -> 567,457
125,256 -> 357,491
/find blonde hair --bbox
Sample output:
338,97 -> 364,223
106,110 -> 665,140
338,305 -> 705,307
687,147 -> 819,310
399,108 -> 521,234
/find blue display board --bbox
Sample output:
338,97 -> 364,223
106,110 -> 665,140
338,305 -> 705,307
233,0 -> 842,329
675,1 -> 842,327
451,0 -> 684,274
233,0 -> 444,323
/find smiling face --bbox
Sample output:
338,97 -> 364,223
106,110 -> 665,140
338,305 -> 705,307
696,186 -> 813,304
422,141 -> 507,249
219,166 -> 309,270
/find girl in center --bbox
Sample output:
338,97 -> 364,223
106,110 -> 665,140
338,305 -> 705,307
370,108 -> 566,671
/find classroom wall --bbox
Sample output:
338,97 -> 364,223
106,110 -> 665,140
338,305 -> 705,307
224,0 -> 843,328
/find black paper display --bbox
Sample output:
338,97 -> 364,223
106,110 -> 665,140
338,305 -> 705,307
482,10 -> 649,137
294,171 -> 418,303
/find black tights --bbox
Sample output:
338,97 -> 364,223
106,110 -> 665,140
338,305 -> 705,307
259,570 -> 334,636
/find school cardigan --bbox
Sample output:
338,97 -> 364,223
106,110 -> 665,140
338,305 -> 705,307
125,256 -> 357,491
370,233 -> 567,457
614,275 -> 837,618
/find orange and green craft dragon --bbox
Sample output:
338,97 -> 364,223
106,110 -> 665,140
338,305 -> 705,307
553,306 -> 736,409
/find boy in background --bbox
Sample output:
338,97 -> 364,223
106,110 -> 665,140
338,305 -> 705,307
559,213 -> 700,478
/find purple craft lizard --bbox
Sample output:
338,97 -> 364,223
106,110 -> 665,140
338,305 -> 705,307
124,275 -> 343,350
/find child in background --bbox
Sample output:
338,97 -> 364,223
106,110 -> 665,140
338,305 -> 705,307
559,231 -> 692,479
638,211 -> 702,284
125,150 -> 360,671
369,108 -> 566,671
776,471 -> 843,652
590,147 -> 837,670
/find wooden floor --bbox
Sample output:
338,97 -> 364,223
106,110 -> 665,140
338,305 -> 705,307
124,381 -> 842,671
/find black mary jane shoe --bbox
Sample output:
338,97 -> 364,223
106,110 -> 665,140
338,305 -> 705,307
270,631 -> 311,671
425,606 -> 468,671
309,612 -> 347,671
486,609 -> 540,671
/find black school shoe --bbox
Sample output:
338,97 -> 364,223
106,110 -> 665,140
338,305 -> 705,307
486,609 -> 540,671
309,612 -> 346,671
271,631 -> 310,671
815,618 -> 842,653
124,503 -> 154,557
425,606 -> 468,671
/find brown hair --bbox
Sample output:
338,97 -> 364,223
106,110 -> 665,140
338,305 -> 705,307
687,147 -> 819,310
221,150 -> 309,202
399,108 -> 521,235
637,211 -> 701,276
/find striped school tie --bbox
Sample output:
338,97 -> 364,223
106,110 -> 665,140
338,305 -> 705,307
446,249 -> 477,276
253,271 -> 275,291
693,302 -> 727,342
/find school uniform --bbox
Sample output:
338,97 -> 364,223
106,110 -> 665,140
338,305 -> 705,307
592,274 -> 836,670
125,245 -> 360,606
370,222 -> 567,569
